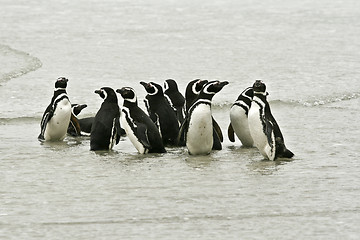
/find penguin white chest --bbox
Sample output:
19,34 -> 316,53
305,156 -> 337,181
248,102 -> 274,160
121,109 -> 147,154
230,106 -> 254,147
45,99 -> 71,141
186,104 -> 213,155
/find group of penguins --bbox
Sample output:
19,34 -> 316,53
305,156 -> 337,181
38,77 -> 294,160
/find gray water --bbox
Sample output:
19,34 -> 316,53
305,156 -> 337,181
0,0 -> 359,239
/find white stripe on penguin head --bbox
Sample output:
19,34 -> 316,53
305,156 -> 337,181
164,81 -> 169,91
102,88 -> 108,100
192,80 -> 202,95
147,83 -> 159,96
125,87 -> 137,103
202,81 -> 219,95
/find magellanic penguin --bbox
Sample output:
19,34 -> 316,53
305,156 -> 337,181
67,103 -> 87,137
228,87 -> 254,147
116,87 -> 166,154
179,79 -> 224,149
38,77 -> 73,141
90,87 -> 122,151
164,79 -> 185,124
140,81 -> 179,146
248,80 -> 294,160
181,80 -> 229,155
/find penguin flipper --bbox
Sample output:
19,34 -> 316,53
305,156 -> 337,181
212,127 -> 222,150
114,117 -> 121,144
38,110 -> 52,141
135,122 -> 151,149
212,117 -> 223,142
228,123 -> 235,142
177,118 -> 188,146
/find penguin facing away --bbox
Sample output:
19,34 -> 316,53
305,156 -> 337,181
90,87 -> 122,151
140,81 -> 179,146
183,80 -> 229,155
38,77 -> 72,142
67,103 -> 87,137
164,79 -> 185,124
116,87 -> 166,154
228,87 -> 254,147
248,80 -> 294,160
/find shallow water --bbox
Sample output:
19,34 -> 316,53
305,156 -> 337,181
1,0 -> 359,239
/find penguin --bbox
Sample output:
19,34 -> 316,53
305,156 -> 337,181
116,87 -> 166,154
140,81 -> 179,145
90,87 -> 122,151
228,87 -> 254,147
163,79 -> 185,124
38,77 -> 72,142
178,79 -> 223,150
67,103 -> 87,137
181,80 -> 229,155
248,80 -> 294,160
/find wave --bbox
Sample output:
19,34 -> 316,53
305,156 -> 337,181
0,116 -> 40,125
0,44 -> 42,83
289,92 -> 360,107
211,91 -> 360,109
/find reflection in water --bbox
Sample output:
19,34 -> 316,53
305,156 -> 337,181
247,158 -> 294,175
184,154 -> 216,169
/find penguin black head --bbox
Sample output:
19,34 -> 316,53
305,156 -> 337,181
253,80 -> 267,95
116,87 -> 137,104
71,104 -> 88,116
94,87 -> 118,103
55,77 -> 68,89
140,81 -> 164,96
164,79 -> 179,92
202,80 -> 229,95
186,79 -> 209,96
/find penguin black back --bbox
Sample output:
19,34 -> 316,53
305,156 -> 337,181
90,87 -> 121,151
140,81 -> 179,145
164,79 -> 185,124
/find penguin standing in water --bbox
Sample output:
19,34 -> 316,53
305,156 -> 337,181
248,80 -> 294,160
116,87 -> 166,154
179,79 -> 224,149
38,77 -> 74,141
67,103 -> 87,136
140,81 -> 179,145
164,79 -> 185,124
90,87 -> 122,151
181,80 -> 228,155
228,87 -> 254,147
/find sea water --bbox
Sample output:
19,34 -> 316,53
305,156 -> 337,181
0,0 -> 359,239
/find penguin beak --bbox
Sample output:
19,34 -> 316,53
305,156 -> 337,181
220,81 -> 229,87
94,90 -> 101,95
140,81 -> 154,92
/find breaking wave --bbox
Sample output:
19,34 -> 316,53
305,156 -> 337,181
0,44 -> 42,83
